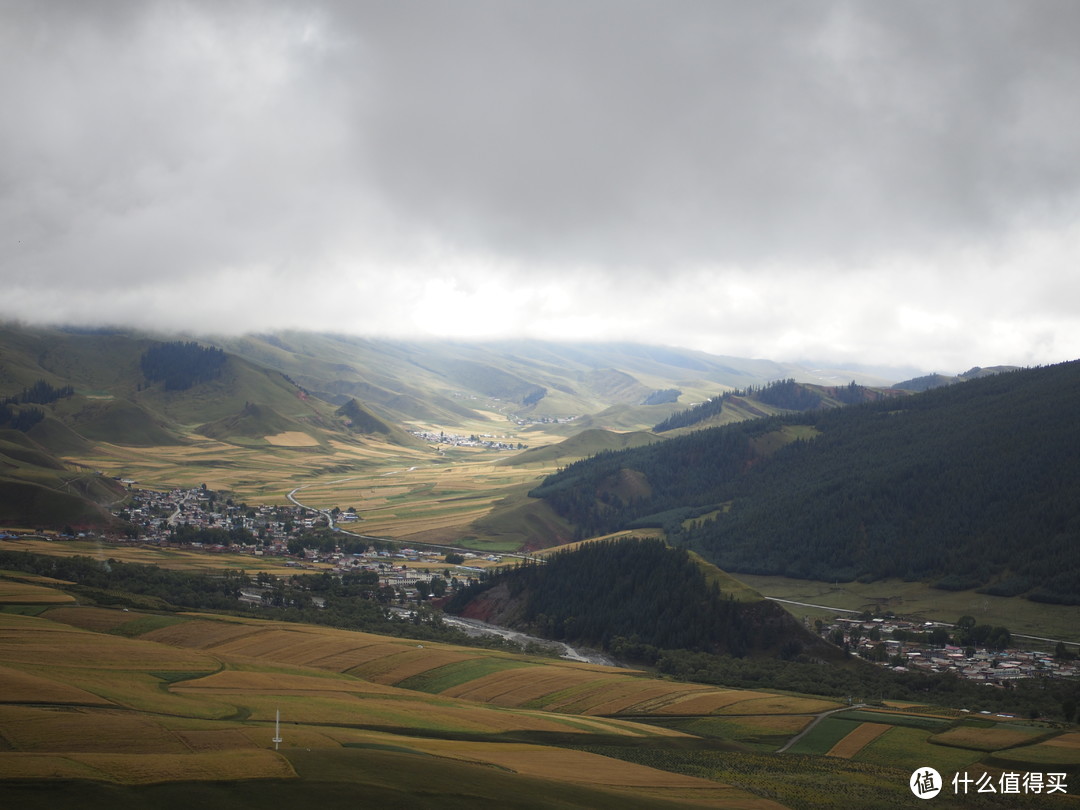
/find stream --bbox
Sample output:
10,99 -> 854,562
440,614 -> 621,667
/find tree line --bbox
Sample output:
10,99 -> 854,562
0,379 -> 75,432
140,341 -> 226,390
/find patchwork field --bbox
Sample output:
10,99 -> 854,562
1,576 -> 1078,808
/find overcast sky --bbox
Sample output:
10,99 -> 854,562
3,1 -> 1080,373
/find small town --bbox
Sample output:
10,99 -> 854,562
104,485 -> 500,600
819,615 -> 1080,685
409,428 -> 526,451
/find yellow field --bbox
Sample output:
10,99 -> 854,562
929,723 -> 1046,751
172,668 -> 402,698
0,613 -> 214,671
0,579 -> 75,604
441,666 -> 615,706
0,706 -> 190,754
264,431 -> 320,447
0,664 -> 115,707
826,722 -> 891,758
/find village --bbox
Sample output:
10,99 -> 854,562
113,485 -> 502,599
820,614 -> 1080,686
408,428 -> 526,451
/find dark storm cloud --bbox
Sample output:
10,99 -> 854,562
1,1 -> 1079,369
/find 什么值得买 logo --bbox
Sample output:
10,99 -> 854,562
910,767 -> 942,799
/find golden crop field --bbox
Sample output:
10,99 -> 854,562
0,705 -> 189,754
172,668 -> 402,698
0,613 -> 214,671
0,664 -> 114,707
929,723 -> 1047,751
0,580 -> 74,605
825,722 -> 891,758
440,665 -> 615,706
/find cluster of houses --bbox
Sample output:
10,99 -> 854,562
119,486 -> 315,552
114,486 -> 503,605
823,616 -> 1080,683
409,429 -> 526,451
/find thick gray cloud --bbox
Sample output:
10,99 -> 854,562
2,1 -> 1079,371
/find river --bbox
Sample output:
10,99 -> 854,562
440,614 -> 620,667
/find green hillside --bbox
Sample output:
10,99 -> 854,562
335,398 -> 424,448
196,403 -> 313,445
500,428 -> 663,466
0,431 -> 124,528
531,361 -> 1080,602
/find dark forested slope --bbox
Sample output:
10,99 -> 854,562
446,538 -> 835,661
532,361 -> 1080,602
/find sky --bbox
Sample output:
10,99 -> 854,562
3,1 -> 1080,374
